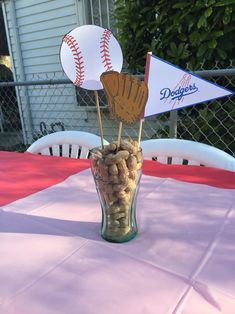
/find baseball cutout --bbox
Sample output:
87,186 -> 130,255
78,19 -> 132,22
60,25 -> 123,90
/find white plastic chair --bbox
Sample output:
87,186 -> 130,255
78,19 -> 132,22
27,131 -> 109,159
141,138 -> 235,171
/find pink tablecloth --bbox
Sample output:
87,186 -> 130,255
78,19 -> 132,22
0,151 -> 235,313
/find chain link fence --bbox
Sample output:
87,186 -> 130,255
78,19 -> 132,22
0,64 -> 234,156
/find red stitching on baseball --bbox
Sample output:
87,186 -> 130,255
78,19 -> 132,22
100,29 -> 113,71
63,34 -> 85,86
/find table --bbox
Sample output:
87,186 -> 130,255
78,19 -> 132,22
0,151 -> 235,314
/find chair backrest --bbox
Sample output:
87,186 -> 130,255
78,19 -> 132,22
141,138 -> 235,171
27,131 -> 109,159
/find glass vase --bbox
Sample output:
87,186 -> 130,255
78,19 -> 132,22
90,146 -> 143,243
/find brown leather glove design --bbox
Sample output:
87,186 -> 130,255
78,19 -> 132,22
100,71 -> 148,125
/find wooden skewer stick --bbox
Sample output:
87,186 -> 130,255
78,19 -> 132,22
94,90 -> 104,149
137,51 -> 151,149
117,121 -> 123,148
137,118 -> 144,149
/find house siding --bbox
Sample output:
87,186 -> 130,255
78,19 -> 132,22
3,0 -> 160,144
4,0 -> 84,143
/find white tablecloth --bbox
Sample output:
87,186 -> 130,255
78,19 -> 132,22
1,153 -> 235,313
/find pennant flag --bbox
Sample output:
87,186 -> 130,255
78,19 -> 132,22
144,53 -> 233,118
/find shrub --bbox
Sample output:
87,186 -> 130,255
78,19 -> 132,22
115,0 -> 235,155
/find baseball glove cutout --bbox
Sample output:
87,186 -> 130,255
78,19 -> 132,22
101,72 -> 148,125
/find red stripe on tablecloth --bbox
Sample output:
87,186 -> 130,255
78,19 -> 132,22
0,152 -> 234,206
142,160 -> 235,189
0,152 -> 91,206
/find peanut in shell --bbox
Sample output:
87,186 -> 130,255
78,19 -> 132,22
108,164 -> 119,175
117,159 -> 129,176
126,155 -> 137,171
120,140 -> 137,154
105,150 -> 130,165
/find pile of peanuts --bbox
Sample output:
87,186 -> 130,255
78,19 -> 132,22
91,138 -> 143,239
